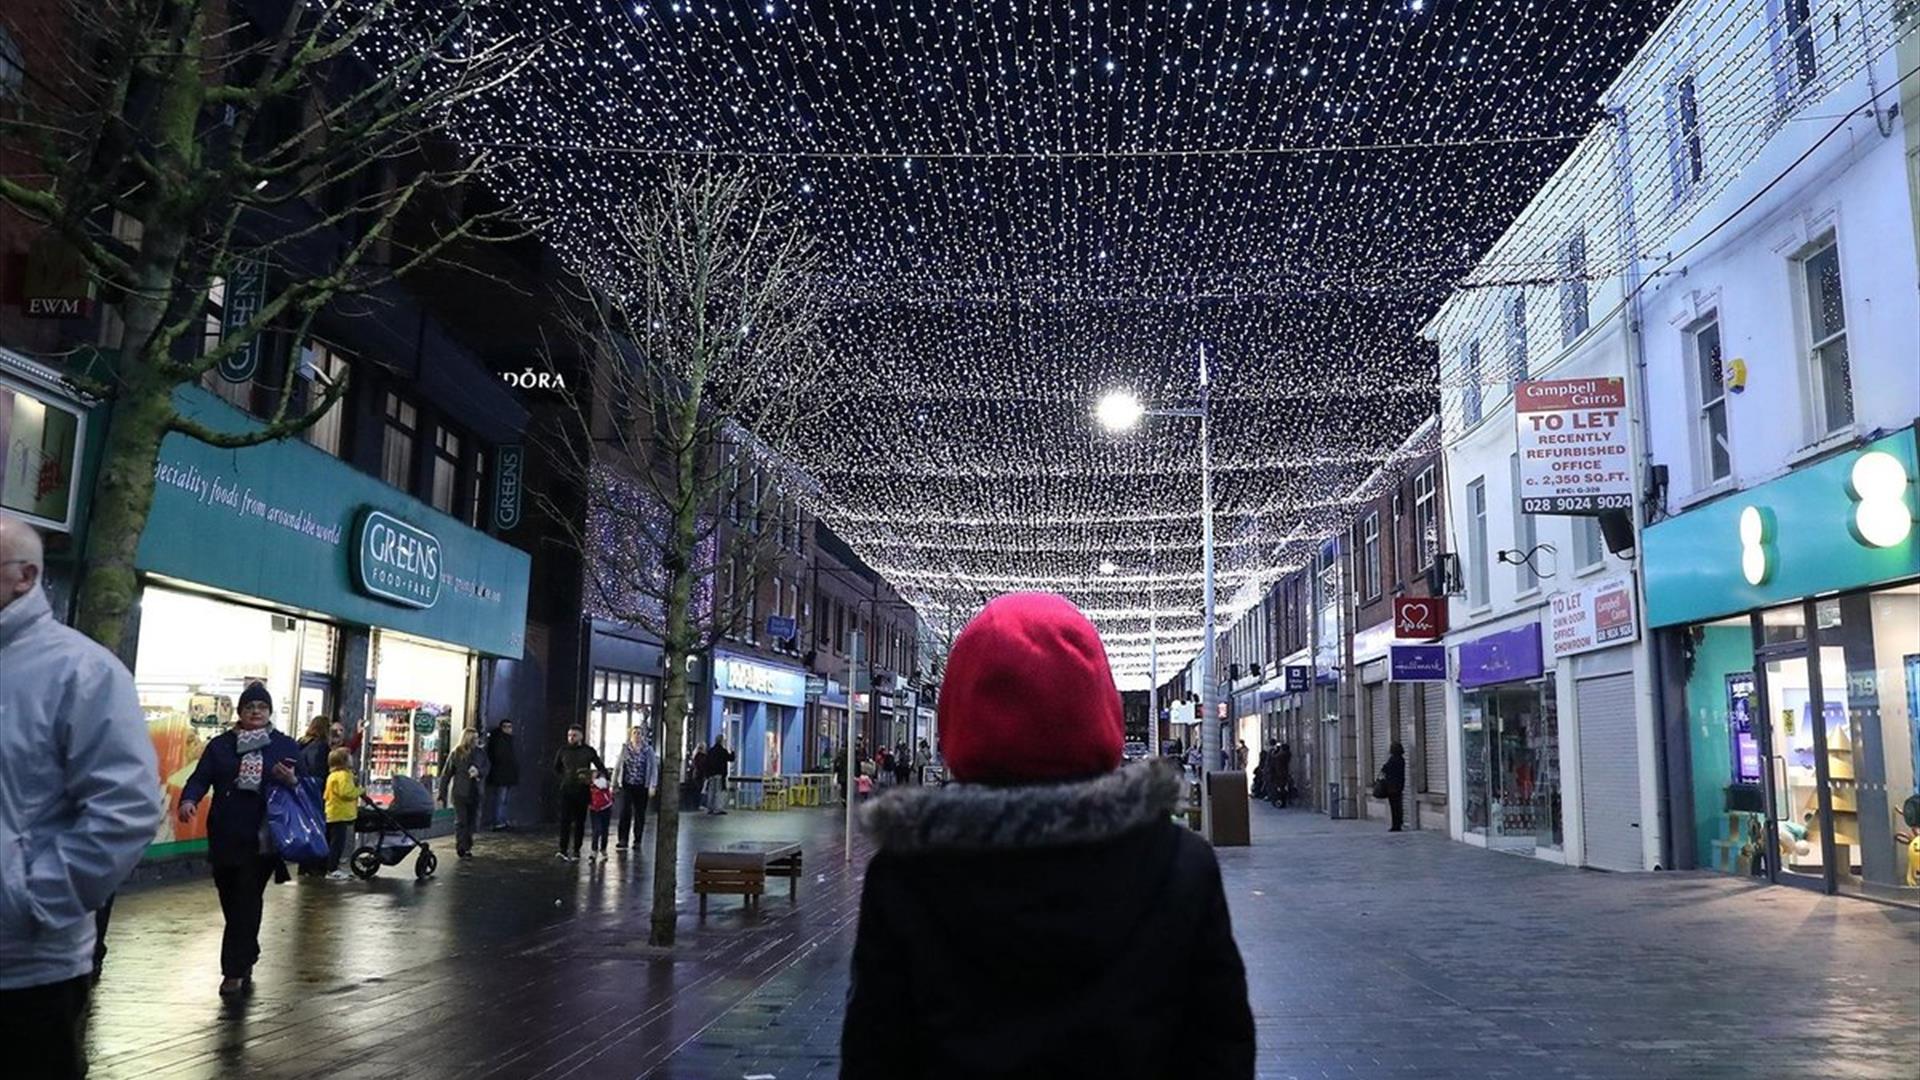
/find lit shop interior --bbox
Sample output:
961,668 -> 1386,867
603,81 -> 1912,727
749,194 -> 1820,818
1683,585 -> 1919,897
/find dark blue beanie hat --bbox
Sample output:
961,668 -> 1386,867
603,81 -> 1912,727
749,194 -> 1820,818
239,681 -> 273,712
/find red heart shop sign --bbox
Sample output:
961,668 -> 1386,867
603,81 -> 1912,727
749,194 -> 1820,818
1394,596 -> 1446,640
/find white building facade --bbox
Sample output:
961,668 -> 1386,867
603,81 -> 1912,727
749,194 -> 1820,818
1627,0 -> 1920,900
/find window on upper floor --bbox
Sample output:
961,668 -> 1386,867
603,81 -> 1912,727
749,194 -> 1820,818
301,343 -> 350,458
1795,234 -> 1853,439
1510,455 -> 1538,594
1360,512 -> 1382,602
381,392 -> 418,492
429,427 -> 460,515
1507,291 -> 1528,391
1461,339 -> 1483,428
1783,0 -> 1817,92
1413,466 -> 1438,570
1685,313 -> 1731,485
1573,515 -> 1606,571
1466,478 -> 1490,609
199,278 -> 254,414
0,26 -> 25,102
1667,72 -> 1705,201
467,445 -> 488,528
1560,229 -> 1590,345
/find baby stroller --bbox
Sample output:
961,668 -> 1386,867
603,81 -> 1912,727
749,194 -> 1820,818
350,774 -> 438,880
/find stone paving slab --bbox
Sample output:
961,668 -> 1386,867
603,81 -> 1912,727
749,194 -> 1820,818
88,801 -> 1920,1079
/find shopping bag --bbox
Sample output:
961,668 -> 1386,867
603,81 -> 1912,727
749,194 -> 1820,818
1371,778 -> 1389,800
267,777 -> 331,863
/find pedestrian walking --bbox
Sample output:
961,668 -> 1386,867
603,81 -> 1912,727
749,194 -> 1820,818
294,717 -> 333,878
702,735 -> 734,814
1234,739 -> 1249,771
0,514 -> 162,1077
1185,740 -> 1202,780
1274,742 -> 1293,808
322,748 -> 362,879
485,719 -> 519,830
915,738 -> 932,784
892,742 -> 912,787
1382,741 -> 1407,832
587,774 -> 615,860
440,728 -> 488,858
177,680 -> 305,996
615,726 -> 658,852
553,725 -> 603,862
842,593 -> 1254,1079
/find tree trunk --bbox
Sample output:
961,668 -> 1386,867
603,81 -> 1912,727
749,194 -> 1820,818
74,376 -> 175,654
648,461 -> 704,947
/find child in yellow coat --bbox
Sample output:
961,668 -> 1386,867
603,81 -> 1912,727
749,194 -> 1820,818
323,748 -> 363,880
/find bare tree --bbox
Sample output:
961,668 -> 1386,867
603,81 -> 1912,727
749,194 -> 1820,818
0,0 -> 543,650
539,167 -> 843,948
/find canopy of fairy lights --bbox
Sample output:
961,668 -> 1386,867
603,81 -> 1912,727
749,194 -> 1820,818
450,0 -> 1690,689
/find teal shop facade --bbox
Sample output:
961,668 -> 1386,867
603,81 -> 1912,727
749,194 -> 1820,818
1644,429 -> 1920,902
132,389 -> 531,859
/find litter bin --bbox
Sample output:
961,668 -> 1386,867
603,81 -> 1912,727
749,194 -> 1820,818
1208,770 -> 1250,847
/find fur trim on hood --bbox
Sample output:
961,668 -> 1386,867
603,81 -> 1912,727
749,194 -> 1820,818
860,758 -> 1182,854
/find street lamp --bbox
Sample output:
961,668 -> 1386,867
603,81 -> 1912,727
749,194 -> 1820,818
1093,342 -> 1216,840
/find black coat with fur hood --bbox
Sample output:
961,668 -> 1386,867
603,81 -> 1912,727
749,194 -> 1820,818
841,760 -> 1255,1079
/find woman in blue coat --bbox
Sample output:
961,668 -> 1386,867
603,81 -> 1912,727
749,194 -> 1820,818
177,682 -> 303,995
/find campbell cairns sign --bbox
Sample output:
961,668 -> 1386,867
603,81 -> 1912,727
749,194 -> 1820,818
354,510 -> 443,609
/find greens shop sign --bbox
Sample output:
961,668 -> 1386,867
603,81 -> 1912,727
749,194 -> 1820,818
354,511 -> 442,608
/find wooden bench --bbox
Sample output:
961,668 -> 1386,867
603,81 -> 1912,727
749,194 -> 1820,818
693,840 -> 803,915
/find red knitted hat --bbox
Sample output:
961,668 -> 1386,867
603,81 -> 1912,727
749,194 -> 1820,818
937,593 -> 1124,784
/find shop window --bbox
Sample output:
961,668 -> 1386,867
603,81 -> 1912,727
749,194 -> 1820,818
381,392 -> 418,492
0,378 -> 83,530
1686,313 -> 1731,484
1460,676 -> 1561,849
1460,339 -> 1483,428
590,668 -> 659,769
367,631 -> 472,803
1360,512 -> 1381,602
1510,455 -> 1538,594
301,343 -> 350,458
431,425 -> 461,514
1466,477 -> 1490,609
1795,235 -> 1853,439
1559,229 -> 1589,345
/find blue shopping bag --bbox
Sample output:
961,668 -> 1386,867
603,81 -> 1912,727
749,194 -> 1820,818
267,777 -> 331,863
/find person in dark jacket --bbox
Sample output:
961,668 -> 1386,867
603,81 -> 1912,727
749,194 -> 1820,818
552,725 -> 604,861
439,728 -> 489,858
486,719 -> 519,830
177,681 -> 304,996
702,735 -> 735,814
1274,742 -> 1293,808
842,593 -> 1254,1080
1382,742 -> 1407,832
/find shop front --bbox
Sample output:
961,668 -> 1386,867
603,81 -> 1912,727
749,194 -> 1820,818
133,387 -> 530,856
1646,431 -> 1919,901
585,620 -> 667,772
708,651 -> 809,778
810,679 -> 849,767
1456,621 -> 1562,854
1,348 -> 89,615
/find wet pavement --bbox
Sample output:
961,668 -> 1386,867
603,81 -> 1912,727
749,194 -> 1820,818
90,801 -> 1920,1079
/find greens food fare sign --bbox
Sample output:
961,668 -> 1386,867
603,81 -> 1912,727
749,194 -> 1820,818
1515,378 -> 1632,515
354,510 -> 442,609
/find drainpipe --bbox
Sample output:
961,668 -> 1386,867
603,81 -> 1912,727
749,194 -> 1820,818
1609,105 -> 1672,871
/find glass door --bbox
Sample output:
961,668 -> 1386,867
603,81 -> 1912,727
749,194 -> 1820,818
1753,645 -> 1838,890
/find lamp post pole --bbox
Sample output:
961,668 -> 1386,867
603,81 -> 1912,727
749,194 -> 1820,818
845,628 -> 858,863
1197,341 -> 1217,841
1148,534 -> 1158,754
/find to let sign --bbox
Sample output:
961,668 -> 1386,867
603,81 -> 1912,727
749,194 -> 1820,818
1548,575 -> 1639,658
1393,596 -> 1446,639
1515,378 -> 1632,515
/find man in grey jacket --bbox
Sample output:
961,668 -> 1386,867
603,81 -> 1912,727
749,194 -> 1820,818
0,514 -> 162,1078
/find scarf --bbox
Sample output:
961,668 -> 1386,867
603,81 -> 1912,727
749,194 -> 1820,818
236,726 -> 271,792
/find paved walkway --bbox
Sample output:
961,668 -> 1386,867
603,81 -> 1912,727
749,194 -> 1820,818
89,801 -> 1920,1079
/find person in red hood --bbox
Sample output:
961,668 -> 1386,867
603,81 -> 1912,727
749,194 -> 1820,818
841,593 -> 1254,1079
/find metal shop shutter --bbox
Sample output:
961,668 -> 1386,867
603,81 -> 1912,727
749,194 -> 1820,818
1421,682 -> 1447,795
1576,673 -> 1643,871
1368,683 -> 1391,783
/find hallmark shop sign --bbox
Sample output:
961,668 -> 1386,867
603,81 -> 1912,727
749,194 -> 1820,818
715,655 -> 806,705
354,511 -> 442,609
1548,575 -> 1639,658
1515,378 -> 1632,515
